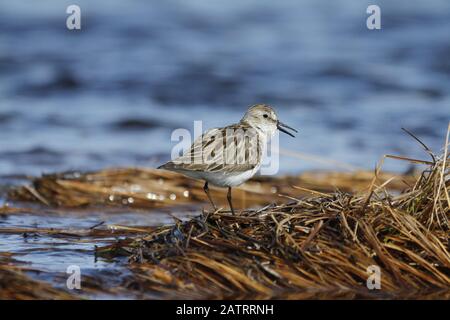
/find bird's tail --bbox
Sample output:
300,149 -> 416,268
157,162 -> 174,170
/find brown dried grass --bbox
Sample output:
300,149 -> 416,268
4,126 -> 449,299
96,128 -> 449,299
7,168 -> 416,210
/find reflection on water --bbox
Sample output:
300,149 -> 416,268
0,204 -> 199,298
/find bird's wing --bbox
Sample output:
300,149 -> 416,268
160,124 -> 263,173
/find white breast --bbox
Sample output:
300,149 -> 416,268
174,164 -> 260,188
205,166 -> 260,187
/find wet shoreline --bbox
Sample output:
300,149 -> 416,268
1,163 -> 447,299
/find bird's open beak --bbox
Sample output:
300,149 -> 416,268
277,121 -> 298,137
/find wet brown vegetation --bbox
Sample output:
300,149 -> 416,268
8,167 -> 416,210
0,254 -> 75,300
97,133 -> 448,299
3,128 -> 449,299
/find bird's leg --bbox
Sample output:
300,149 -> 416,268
227,187 -> 235,215
203,182 -> 217,211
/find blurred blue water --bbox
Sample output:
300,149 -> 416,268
0,0 -> 449,176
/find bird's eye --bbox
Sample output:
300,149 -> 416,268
263,114 -> 268,118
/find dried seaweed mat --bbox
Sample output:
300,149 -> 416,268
97,137 -> 450,299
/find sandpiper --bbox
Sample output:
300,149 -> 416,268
158,104 -> 297,214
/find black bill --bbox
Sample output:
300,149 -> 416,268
277,121 -> 298,137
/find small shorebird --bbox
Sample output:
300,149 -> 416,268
158,104 -> 297,214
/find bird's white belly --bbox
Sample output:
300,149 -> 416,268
206,168 -> 258,187
177,167 -> 259,188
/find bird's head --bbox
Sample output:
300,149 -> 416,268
241,104 -> 297,138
